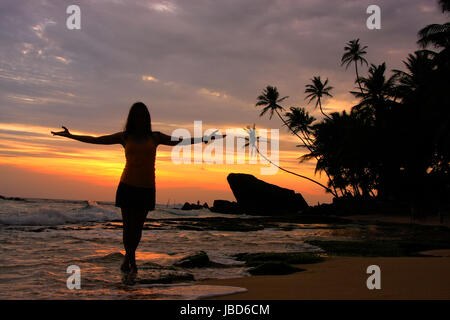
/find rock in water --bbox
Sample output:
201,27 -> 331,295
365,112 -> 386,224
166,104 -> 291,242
227,173 -> 308,215
174,251 -> 210,268
210,200 -> 243,214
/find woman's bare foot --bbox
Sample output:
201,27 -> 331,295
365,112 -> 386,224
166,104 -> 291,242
122,264 -> 138,284
129,264 -> 138,275
120,256 -> 130,273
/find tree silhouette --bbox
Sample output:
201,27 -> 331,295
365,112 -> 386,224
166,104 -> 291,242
341,39 -> 369,94
256,85 -> 289,120
242,125 -> 335,195
351,63 -> 396,121
256,86 -> 338,197
439,0 -> 450,13
256,86 -> 312,146
301,111 -> 376,197
304,76 -> 333,119
250,0 -> 449,207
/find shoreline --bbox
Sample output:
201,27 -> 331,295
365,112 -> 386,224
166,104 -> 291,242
196,216 -> 450,300
198,255 -> 450,300
343,214 -> 450,228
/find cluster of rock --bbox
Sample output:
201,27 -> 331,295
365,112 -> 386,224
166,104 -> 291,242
0,195 -> 26,201
173,250 -> 322,276
181,202 -> 209,210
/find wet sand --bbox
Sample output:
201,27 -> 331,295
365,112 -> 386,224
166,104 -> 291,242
344,214 -> 450,227
199,255 -> 450,300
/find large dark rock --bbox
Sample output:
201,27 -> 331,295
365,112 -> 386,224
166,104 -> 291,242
210,200 -> 243,215
227,173 -> 308,215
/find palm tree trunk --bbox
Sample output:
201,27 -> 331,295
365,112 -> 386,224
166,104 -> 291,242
275,109 -> 309,144
318,99 -> 331,119
274,109 -> 338,197
254,145 -> 335,195
355,62 -> 364,94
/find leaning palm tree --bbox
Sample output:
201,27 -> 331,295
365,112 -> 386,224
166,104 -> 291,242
341,39 -> 369,94
255,88 -> 338,197
241,124 -> 336,195
284,106 -> 339,197
284,106 -> 315,136
284,106 -> 316,147
256,86 -> 313,151
304,76 -> 333,119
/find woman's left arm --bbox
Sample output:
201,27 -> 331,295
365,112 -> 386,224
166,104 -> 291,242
154,131 -> 226,146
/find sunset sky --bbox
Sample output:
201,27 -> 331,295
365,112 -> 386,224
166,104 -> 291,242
0,0 -> 446,205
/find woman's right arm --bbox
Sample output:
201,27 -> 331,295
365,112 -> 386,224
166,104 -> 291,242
51,126 -> 124,145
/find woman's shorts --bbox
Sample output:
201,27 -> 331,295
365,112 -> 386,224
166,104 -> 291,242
115,181 -> 156,211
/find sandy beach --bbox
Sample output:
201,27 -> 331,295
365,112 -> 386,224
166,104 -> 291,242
198,215 -> 450,300
199,254 -> 450,300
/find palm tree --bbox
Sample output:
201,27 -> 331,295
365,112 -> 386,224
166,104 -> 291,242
284,106 -> 340,197
341,39 -> 369,94
256,87 -> 338,197
242,125 -> 335,195
256,86 -> 311,144
391,48 -> 449,204
417,0 -> 450,53
284,106 -> 316,147
256,86 -> 318,147
304,76 -> 333,119
351,62 -> 399,200
439,0 -> 450,12
284,106 -> 315,136
351,63 -> 397,120
256,85 -> 289,120
417,22 -> 450,50
393,50 -> 436,95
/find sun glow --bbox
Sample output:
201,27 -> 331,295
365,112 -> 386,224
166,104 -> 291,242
0,122 -> 331,204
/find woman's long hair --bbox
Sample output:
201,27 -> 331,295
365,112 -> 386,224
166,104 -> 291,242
124,102 -> 152,140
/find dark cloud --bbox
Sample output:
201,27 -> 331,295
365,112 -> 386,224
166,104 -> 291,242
0,0 -> 447,134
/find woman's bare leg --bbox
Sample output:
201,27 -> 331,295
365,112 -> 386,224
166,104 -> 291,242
120,207 -> 149,273
120,207 -> 132,272
128,208 -> 149,273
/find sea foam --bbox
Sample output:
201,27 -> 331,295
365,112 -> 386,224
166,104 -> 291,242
0,200 -> 120,226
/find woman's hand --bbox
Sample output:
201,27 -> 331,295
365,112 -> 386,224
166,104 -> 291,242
51,126 -> 71,138
203,130 -> 226,144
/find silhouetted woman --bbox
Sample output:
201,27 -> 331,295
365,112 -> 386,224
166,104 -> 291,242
51,102 -> 220,280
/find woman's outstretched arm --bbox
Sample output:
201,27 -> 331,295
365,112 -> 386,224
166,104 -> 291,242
155,131 -> 226,146
51,126 -> 124,145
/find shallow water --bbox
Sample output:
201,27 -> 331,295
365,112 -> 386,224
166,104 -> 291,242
0,197 -> 365,299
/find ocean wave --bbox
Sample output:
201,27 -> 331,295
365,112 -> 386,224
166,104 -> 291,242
84,252 -> 124,263
132,283 -> 248,300
0,201 -> 120,226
